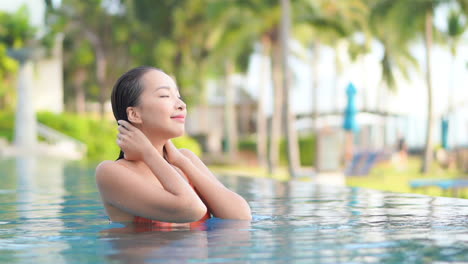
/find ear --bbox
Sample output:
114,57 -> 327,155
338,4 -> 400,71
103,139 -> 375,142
126,106 -> 142,124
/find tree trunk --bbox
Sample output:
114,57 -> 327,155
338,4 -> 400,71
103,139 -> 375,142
311,40 -> 320,131
256,35 -> 270,168
378,83 -> 389,148
15,61 -> 37,149
96,48 -> 107,118
84,29 -> 107,118
224,60 -> 238,159
421,10 -> 434,174
332,45 -> 343,112
73,68 -> 87,114
268,39 -> 283,175
281,0 -> 300,177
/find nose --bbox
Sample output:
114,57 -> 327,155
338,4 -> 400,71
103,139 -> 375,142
176,98 -> 186,110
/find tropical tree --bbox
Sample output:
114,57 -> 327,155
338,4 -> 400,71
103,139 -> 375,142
45,0 -> 134,117
204,1 -> 259,159
295,0 -> 369,127
205,0 -> 286,172
283,0 -> 304,176
234,0 -> 283,174
445,8 -> 467,115
365,0 -> 419,147
371,0 -> 467,173
0,6 -> 35,110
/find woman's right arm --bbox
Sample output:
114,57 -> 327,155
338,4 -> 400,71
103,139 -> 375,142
95,122 -> 207,223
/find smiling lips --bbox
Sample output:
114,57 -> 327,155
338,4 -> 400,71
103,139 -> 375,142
171,115 -> 185,122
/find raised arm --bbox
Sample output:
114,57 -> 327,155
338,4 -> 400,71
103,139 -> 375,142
95,121 -> 207,223
164,140 -> 252,220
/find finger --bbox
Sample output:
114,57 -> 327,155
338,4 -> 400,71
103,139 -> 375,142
118,125 -> 129,134
118,120 -> 134,131
165,139 -> 175,149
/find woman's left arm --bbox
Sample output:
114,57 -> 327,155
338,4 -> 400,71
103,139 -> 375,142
175,148 -> 252,220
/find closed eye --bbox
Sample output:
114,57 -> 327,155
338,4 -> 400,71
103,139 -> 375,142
159,95 -> 170,98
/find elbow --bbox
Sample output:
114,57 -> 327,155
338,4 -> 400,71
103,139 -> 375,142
173,197 -> 208,223
222,197 -> 252,220
234,195 -> 252,220
237,203 -> 252,220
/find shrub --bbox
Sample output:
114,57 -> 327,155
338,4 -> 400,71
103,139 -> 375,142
279,134 -> 316,166
0,111 -> 14,141
173,135 -> 202,156
238,134 -> 317,166
0,111 -> 202,162
37,111 -> 119,161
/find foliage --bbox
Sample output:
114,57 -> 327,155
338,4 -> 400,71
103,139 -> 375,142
0,44 -> 18,109
280,134 -> 316,167
446,9 -> 467,56
0,110 -> 202,161
172,135 -> 202,157
238,138 -> 257,153
239,134 -> 316,166
0,6 -> 36,110
0,6 -> 36,49
36,111 -> 119,161
0,110 -> 14,141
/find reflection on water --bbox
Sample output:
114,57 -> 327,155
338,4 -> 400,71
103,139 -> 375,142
101,219 -> 251,263
0,158 -> 467,263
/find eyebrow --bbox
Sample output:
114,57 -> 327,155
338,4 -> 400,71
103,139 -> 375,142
154,86 -> 171,92
153,86 -> 181,96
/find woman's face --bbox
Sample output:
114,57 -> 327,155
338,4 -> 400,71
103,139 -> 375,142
135,70 -> 186,139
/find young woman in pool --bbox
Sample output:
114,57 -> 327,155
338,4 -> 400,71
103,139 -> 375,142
95,66 -> 252,226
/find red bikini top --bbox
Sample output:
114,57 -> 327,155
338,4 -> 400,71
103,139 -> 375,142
133,179 -> 211,231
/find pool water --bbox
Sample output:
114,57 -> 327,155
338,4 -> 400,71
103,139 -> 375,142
0,157 -> 467,263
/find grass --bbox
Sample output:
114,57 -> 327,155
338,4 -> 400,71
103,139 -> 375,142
209,165 -> 292,182
346,156 -> 468,198
208,156 -> 468,199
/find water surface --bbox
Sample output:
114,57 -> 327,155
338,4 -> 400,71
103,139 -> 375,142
0,157 -> 467,263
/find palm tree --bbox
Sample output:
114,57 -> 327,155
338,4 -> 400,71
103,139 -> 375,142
46,0 -> 134,118
367,0 -> 419,147
370,0 -> 458,173
256,35 -> 270,168
223,0 -> 283,174
295,0 -> 369,168
280,0 -> 300,177
202,1 -> 262,159
445,9 -> 467,115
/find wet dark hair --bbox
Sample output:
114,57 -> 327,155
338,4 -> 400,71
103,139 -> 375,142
111,66 -> 163,160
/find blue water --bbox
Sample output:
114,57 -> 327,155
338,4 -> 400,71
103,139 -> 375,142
0,157 -> 467,264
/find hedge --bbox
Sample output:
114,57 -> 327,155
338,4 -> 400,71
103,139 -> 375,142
0,111 -> 201,161
238,134 -> 316,166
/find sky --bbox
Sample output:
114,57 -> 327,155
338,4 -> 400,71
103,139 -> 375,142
0,0 -> 45,27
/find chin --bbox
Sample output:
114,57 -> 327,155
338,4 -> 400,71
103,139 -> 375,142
170,128 -> 185,138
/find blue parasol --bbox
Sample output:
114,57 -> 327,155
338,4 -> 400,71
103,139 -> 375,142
441,117 -> 449,150
343,83 -> 359,132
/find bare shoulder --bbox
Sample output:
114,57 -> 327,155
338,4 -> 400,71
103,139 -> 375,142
96,160 -> 116,174
95,160 -> 125,183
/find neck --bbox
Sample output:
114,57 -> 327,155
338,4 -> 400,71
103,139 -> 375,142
141,128 -> 167,158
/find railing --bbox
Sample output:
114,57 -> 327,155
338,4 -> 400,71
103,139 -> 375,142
36,122 -> 87,158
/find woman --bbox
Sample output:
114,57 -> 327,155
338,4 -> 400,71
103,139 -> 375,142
95,66 -> 252,227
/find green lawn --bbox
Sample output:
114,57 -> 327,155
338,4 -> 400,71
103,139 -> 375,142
346,157 -> 468,198
209,165 -> 292,182
209,156 -> 468,199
